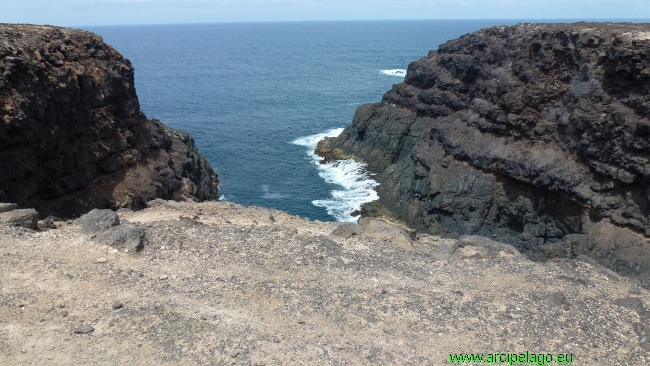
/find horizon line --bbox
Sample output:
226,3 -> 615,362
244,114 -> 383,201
10,18 -> 649,29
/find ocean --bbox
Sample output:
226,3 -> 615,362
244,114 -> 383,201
85,20 -> 519,222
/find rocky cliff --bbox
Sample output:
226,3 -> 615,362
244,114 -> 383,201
0,24 -> 218,218
317,23 -> 650,282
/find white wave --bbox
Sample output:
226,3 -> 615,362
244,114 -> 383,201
261,185 -> 289,199
380,69 -> 407,77
291,128 -> 379,223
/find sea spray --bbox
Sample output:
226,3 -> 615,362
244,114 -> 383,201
380,69 -> 407,77
292,128 -> 379,222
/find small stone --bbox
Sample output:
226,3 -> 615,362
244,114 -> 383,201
111,302 -> 123,310
96,258 -> 107,263
272,336 -> 281,343
74,324 -> 94,334
160,275 -> 168,280
123,248 -> 129,253
298,316 -> 305,324
38,218 -> 56,230
629,287 -> 642,295
231,350 -> 240,358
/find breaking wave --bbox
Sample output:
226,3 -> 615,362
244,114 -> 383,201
292,128 -> 379,222
380,69 -> 407,77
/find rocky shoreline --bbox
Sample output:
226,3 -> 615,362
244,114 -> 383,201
317,23 -> 650,284
0,24 -> 219,218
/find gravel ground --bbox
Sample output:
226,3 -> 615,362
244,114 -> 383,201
1,200 -> 649,365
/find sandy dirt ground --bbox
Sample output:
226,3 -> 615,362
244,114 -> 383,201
1,200 -> 649,365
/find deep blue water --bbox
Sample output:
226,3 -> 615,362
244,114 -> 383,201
84,20 -> 520,221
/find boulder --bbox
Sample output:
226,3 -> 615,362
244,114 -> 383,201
0,203 -> 18,213
330,222 -> 361,239
76,209 -> 119,235
358,217 -> 416,251
95,223 -> 144,252
0,209 -> 39,229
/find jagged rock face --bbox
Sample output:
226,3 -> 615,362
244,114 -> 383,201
319,23 -> 650,281
0,24 -> 218,217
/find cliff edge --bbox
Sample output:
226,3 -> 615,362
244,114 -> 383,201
0,24 -> 218,218
317,23 -> 650,282
0,201 -> 648,364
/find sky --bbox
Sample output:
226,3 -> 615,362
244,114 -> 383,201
1,0 -> 649,27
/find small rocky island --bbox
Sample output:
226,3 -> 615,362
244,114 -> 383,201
318,22 -> 650,284
1,23 -> 650,364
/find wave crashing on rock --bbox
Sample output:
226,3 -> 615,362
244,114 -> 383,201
292,128 -> 379,222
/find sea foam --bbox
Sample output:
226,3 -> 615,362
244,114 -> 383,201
261,185 -> 289,199
292,128 -> 379,222
380,69 -> 407,77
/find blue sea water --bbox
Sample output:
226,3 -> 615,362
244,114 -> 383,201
84,20 -> 520,221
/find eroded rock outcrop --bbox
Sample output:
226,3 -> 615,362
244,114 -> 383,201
0,24 -> 218,218
318,23 -> 650,282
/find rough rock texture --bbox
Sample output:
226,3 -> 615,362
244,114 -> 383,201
0,24 -> 218,218
1,201 -> 649,364
317,23 -> 650,282
0,208 -> 38,229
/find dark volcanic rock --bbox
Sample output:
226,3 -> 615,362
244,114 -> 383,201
0,24 -> 219,218
318,23 -> 650,280
75,208 -> 144,251
76,209 -> 119,234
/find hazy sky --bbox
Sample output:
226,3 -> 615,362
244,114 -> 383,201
1,0 -> 649,27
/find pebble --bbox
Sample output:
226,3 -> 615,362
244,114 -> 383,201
160,275 -> 168,280
74,324 -> 94,334
272,336 -> 281,343
61,310 -> 68,317
298,316 -> 305,324
96,258 -> 107,263
112,301 -> 124,310
231,350 -> 240,358
629,287 -> 641,295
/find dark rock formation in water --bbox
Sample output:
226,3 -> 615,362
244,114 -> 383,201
0,24 -> 218,217
318,23 -> 650,282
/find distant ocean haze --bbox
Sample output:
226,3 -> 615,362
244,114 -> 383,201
86,20 -> 516,221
